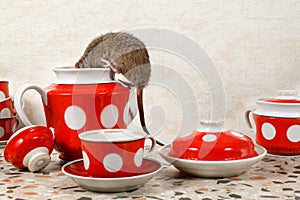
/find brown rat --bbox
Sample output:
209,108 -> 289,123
75,32 -> 163,146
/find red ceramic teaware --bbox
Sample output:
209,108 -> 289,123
0,97 -> 14,119
14,67 -> 135,161
245,90 -> 300,155
0,81 -> 9,101
168,121 -> 258,161
79,129 -> 155,178
4,125 -> 54,172
0,116 -> 18,141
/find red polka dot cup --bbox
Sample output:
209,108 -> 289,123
245,90 -> 300,155
0,116 -> 19,141
14,67 -> 135,161
79,129 -> 155,178
0,97 -> 14,119
0,81 -> 9,101
168,121 -> 258,161
4,125 -> 54,172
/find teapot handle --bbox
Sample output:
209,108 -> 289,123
14,84 -> 47,126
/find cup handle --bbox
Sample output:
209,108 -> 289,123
14,84 -> 47,126
13,118 -> 20,132
143,135 -> 156,157
245,109 -> 255,132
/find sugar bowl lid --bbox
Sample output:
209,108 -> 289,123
4,125 -> 54,172
264,90 -> 300,103
253,90 -> 300,118
168,120 -> 258,161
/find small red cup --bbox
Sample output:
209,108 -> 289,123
4,125 -> 54,172
0,81 -> 9,101
0,97 -> 14,118
0,116 -> 18,141
79,129 -> 155,178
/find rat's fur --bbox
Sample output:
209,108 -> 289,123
76,32 -> 163,146
76,32 -> 151,88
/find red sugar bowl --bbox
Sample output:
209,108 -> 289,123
168,121 -> 258,161
4,125 -> 54,172
245,90 -> 300,155
159,121 -> 266,177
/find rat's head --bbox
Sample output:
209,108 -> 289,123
75,57 -> 96,68
75,62 -> 81,68
75,58 -> 87,68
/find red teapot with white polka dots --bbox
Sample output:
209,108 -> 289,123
14,67 -> 136,161
245,90 -> 300,155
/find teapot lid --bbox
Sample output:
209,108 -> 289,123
4,125 -> 54,172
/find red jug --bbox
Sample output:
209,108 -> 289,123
14,67 -> 134,160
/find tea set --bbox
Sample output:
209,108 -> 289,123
2,67 -> 300,192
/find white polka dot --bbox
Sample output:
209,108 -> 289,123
64,105 -> 86,130
103,153 -> 123,172
0,91 -> 5,100
262,123 -> 276,140
123,102 -> 130,125
0,127 -> 4,138
100,104 -> 119,128
202,134 -> 217,142
134,148 -> 144,167
0,108 -> 11,118
82,151 -> 90,170
287,125 -> 300,143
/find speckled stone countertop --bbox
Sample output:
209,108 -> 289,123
0,146 -> 299,200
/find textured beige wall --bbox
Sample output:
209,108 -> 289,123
1,0 -> 299,143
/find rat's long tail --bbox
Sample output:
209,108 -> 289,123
137,88 -> 164,146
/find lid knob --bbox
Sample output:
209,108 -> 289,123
198,120 -> 225,132
28,152 -> 51,172
275,90 -> 298,100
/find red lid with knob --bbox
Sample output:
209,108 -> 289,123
4,125 -> 54,172
253,90 -> 300,118
168,121 -> 258,161
264,90 -> 300,103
